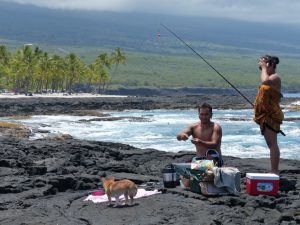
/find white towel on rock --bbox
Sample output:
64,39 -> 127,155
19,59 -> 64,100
84,188 -> 161,203
212,167 -> 241,196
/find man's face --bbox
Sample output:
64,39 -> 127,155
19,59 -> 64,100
198,108 -> 212,124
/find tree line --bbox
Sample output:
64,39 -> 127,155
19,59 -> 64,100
0,45 -> 126,94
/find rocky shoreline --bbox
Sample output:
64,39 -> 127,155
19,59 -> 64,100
0,92 -> 299,117
0,95 -> 300,225
0,94 -> 254,117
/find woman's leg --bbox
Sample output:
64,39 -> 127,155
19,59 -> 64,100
263,127 -> 280,174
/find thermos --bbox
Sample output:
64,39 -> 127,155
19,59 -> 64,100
162,164 -> 179,188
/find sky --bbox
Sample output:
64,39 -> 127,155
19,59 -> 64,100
1,0 -> 300,24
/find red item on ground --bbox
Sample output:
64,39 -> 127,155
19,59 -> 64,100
91,189 -> 104,196
246,173 -> 279,196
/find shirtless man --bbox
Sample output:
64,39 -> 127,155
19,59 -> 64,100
176,103 -> 222,162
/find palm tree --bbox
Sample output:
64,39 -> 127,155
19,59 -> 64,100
0,45 -> 124,94
95,53 -> 111,69
94,53 -> 112,93
35,52 -> 53,93
107,48 -> 127,91
0,45 -> 10,66
49,54 -> 66,92
64,53 -> 85,94
10,49 -> 26,93
18,45 -> 39,94
86,64 -> 98,92
89,61 -> 109,94
111,47 -> 126,72
0,45 -> 11,89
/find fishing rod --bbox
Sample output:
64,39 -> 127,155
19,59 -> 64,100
160,23 -> 253,107
161,23 -> 286,136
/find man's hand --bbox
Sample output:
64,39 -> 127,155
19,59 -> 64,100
177,133 -> 189,141
191,138 -> 202,145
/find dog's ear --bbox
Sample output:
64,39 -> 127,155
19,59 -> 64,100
101,177 -> 106,182
110,177 -> 115,181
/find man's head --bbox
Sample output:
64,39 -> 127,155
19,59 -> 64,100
198,103 -> 213,124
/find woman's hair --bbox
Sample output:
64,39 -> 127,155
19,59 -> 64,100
261,55 -> 280,68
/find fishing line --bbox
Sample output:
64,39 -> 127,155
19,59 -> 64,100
160,23 -> 253,106
160,23 -> 285,136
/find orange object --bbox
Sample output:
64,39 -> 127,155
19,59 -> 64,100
180,176 -> 190,188
253,84 -> 284,134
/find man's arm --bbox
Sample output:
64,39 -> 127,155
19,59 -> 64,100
176,125 -> 193,141
191,124 -> 222,148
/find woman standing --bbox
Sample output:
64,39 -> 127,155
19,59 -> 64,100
254,55 -> 284,175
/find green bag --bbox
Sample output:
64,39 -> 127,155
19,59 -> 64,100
189,169 -> 206,194
172,163 -> 207,194
173,163 -> 190,179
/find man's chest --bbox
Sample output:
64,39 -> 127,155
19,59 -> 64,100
192,126 -> 213,140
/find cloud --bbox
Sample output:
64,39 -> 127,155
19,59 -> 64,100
2,0 -> 300,24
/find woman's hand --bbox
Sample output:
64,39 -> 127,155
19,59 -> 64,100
258,58 -> 268,70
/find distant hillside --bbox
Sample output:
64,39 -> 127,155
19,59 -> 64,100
1,2 -> 300,56
1,2 -> 300,91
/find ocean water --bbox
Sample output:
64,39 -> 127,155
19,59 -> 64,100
283,92 -> 300,98
4,103 -> 300,160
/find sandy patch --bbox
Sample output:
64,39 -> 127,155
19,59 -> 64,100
0,93 -> 128,98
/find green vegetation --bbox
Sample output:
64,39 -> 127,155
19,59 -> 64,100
110,51 -> 300,91
0,44 -> 126,93
1,42 -> 300,92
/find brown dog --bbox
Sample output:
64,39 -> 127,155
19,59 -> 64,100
101,177 -> 137,207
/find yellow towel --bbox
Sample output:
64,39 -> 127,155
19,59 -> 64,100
253,84 -> 284,134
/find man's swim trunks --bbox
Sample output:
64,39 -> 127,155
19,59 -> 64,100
254,84 -> 284,134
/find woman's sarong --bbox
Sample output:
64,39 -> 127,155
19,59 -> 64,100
253,84 -> 284,134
